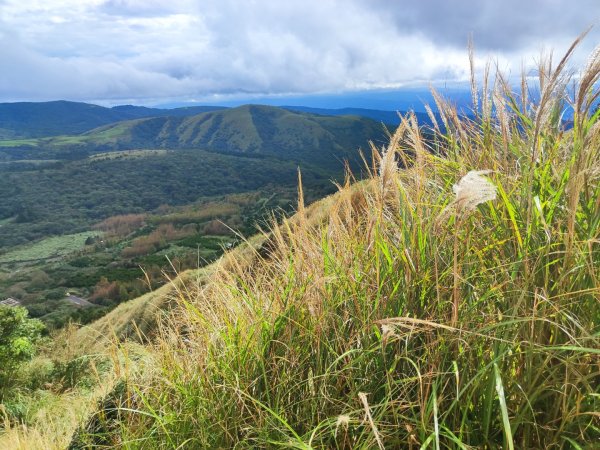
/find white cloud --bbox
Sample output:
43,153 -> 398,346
0,0 -> 597,103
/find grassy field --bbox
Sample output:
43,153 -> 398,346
0,138 -> 41,147
88,149 -> 168,161
0,232 -> 100,264
0,135 -> 86,148
0,125 -> 127,149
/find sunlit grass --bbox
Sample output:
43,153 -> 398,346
0,232 -> 100,264
88,149 -> 168,161
0,138 -> 41,147
0,122 -> 130,149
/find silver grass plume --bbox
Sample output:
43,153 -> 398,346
452,170 -> 497,212
378,122 -> 405,199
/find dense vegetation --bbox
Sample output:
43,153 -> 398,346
0,187 -> 301,328
0,149 -> 331,247
0,143 -> 332,328
0,307 -> 44,402
58,43 -> 599,448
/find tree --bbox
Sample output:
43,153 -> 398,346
14,203 -> 39,223
30,270 -> 51,289
0,306 -> 45,400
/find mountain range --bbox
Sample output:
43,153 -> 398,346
0,100 -> 418,141
1,104 -> 391,172
0,103 -> 393,249
0,101 -> 225,139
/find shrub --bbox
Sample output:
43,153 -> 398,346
93,214 -> 146,238
0,307 -> 45,401
201,219 -> 230,235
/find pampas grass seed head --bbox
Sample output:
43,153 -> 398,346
452,170 -> 497,212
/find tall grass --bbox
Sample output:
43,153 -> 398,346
79,38 -> 600,448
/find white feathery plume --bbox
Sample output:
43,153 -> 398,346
452,170 -> 497,212
334,414 -> 350,438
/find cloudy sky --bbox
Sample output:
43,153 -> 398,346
0,0 -> 598,106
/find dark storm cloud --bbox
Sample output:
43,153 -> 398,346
367,0 -> 599,51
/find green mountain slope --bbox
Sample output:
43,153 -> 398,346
282,105 -> 423,126
0,105 -> 387,171
78,104 -> 387,169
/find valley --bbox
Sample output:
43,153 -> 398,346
0,102 -> 389,328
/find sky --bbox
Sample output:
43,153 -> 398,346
0,0 -> 598,107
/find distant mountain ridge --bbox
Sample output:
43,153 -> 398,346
282,105 -> 433,126
0,100 -> 226,139
0,100 -> 424,141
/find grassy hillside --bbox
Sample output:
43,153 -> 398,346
282,105 -> 433,127
68,45 -> 599,448
0,236 -> 268,449
78,105 -> 387,170
69,232 -> 270,355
